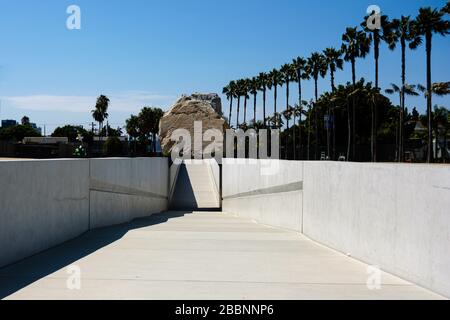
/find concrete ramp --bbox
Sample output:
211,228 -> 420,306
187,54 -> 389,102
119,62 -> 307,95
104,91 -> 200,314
170,160 -> 220,210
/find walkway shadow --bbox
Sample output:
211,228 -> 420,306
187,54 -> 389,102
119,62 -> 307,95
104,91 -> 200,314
0,210 -> 193,299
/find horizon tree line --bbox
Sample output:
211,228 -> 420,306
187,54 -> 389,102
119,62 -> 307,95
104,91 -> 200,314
223,2 -> 449,163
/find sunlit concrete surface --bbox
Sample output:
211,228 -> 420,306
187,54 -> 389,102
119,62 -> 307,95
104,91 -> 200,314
0,211 -> 443,300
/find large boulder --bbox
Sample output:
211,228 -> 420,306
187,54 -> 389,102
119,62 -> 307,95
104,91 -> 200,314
159,93 -> 228,155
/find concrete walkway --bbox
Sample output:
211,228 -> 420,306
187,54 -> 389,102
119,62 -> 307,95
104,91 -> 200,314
0,211 -> 443,300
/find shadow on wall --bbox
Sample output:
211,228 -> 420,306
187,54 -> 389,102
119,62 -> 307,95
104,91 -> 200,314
0,211 -> 193,299
170,164 -> 198,210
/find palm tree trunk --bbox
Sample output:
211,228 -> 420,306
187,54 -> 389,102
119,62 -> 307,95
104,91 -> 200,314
253,93 -> 257,125
374,99 -> 378,162
244,96 -> 247,125
351,59 -> 356,161
314,77 -> 319,160
274,84 -> 278,121
228,97 -> 233,128
286,80 -> 290,160
399,38 -> 406,162
351,58 -> 356,86
371,101 -> 375,162
236,96 -> 241,127
297,70 -> 303,160
307,105 -> 311,160
347,99 -> 351,161
332,107 -> 336,160
263,88 -> 267,126
374,32 -> 380,90
426,31 -> 433,163
353,99 -> 356,161
330,70 -> 335,160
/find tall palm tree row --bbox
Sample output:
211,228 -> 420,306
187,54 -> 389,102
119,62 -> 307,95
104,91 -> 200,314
222,3 -> 449,163
386,16 -> 422,162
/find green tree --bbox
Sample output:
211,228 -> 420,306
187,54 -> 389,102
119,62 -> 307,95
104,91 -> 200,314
0,125 -> 41,142
138,107 -> 164,153
103,136 -> 123,156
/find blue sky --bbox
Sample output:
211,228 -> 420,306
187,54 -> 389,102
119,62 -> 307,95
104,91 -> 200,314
0,0 -> 448,133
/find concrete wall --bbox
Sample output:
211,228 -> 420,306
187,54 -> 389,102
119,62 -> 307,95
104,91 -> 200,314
302,162 -> 450,298
89,158 -> 168,228
205,159 -> 221,206
0,159 -> 90,268
222,160 -> 450,297
222,159 -> 303,232
0,158 -> 168,268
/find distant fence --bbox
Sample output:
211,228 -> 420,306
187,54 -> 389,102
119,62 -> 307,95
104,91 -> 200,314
222,159 -> 450,298
0,158 -> 169,268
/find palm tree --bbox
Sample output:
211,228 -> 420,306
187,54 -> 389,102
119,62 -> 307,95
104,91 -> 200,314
308,53 -> 327,159
242,79 -> 250,125
249,77 -> 260,126
341,27 -> 372,86
91,95 -> 110,136
387,16 -> 422,161
431,81 -> 450,95
323,48 -> 343,92
442,1 -> 450,15
266,112 -> 284,130
385,83 -> 420,161
323,48 -> 344,158
280,63 -> 297,158
257,72 -> 270,126
413,7 -> 450,162
223,81 -> 237,128
361,12 -> 391,89
292,57 -> 310,160
341,27 -> 371,160
235,79 -> 247,127
267,69 -> 284,128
